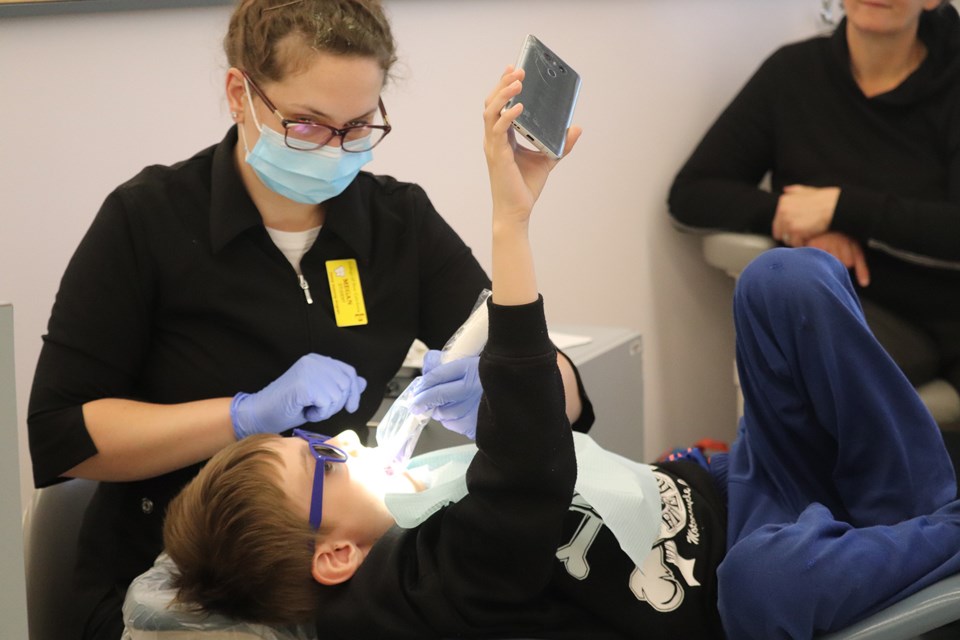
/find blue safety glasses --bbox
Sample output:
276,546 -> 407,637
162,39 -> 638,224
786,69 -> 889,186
292,429 -> 349,529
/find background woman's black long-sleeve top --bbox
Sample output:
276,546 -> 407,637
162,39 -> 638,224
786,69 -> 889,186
669,7 -> 960,318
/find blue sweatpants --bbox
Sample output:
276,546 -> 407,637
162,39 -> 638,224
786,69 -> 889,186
715,248 -> 960,639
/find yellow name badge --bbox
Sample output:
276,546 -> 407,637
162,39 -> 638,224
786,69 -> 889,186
325,259 -> 368,327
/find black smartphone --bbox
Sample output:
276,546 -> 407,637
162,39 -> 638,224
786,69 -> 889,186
504,34 -> 581,160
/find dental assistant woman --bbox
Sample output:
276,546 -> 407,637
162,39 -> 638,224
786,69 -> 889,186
26,1 -> 492,638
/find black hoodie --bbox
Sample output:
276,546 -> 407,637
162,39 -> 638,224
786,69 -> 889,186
317,299 -> 727,639
669,5 -> 960,318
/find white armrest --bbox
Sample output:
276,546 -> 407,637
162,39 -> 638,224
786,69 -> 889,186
917,379 -> 960,425
702,233 -> 776,279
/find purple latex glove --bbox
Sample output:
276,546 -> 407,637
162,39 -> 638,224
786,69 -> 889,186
409,350 -> 482,439
230,354 -> 367,440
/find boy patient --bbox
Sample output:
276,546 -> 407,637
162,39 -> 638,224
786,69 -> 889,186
163,68 -> 960,640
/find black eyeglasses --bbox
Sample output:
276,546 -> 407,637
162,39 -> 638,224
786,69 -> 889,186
292,429 -> 349,529
242,70 -> 392,153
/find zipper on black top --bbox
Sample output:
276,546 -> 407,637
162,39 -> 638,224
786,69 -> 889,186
298,274 -> 314,305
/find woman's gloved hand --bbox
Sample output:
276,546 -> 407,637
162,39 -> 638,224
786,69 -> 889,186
409,350 -> 482,439
230,354 -> 367,440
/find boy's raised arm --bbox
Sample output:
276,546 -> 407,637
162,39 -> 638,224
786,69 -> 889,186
483,66 -> 581,306
408,65 -> 585,613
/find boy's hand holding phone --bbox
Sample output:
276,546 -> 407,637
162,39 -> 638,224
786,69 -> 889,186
483,67 -> 581,226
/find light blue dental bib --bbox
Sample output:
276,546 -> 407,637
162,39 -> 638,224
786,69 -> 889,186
386,433 -> 662,570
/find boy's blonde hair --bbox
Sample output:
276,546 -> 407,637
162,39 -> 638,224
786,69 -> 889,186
163,434 -> 324,624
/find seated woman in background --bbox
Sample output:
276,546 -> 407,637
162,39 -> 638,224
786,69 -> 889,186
669,0 -> 960,410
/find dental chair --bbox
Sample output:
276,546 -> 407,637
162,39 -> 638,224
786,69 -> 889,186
23,477 -> 96,640
21,477 -> 315,640
18,472 -> 960,640
696,231 -> 960,426
123,553 -> 315,640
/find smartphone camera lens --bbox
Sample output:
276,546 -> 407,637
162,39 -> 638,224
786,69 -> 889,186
547,68 -> 557,78
559,65 -> 567,74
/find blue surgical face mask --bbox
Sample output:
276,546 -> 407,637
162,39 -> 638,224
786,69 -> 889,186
239,86 -> 373,205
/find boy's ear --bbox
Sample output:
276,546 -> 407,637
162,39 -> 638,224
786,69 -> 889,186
311,539 -> 364,585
